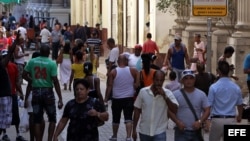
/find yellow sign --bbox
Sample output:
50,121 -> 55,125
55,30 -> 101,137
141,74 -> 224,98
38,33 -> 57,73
192,0 -> 228,16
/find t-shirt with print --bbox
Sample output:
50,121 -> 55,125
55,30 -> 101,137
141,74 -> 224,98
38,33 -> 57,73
24,56 -> 57,88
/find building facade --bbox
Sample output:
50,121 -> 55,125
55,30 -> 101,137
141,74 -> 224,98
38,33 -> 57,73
26,0 -> 70,26
71,0 -> 250,95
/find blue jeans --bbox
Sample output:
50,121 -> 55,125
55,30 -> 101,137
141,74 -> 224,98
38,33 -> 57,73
139,132 -> 166,141
174,128 -> 201,141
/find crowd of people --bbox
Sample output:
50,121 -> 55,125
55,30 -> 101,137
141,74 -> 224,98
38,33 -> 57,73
0,12 -> 249,141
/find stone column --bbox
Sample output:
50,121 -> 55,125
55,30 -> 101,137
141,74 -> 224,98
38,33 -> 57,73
228,0 -> 250,95
117,0 -> 123,53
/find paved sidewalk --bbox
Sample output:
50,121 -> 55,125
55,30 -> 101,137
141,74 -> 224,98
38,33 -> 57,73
3,53 -> 211,141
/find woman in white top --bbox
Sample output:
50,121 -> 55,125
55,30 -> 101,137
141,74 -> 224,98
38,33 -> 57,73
191,34 -> 206,72
14,37 -> 29,85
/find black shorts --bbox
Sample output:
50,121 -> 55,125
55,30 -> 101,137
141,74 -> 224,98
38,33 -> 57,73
111,97 -> 134,124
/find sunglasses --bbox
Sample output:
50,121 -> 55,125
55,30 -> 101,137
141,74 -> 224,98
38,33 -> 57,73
182,70 -> 194,75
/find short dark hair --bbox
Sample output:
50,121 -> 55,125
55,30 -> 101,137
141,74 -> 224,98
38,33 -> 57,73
107,38 -> 115,44
224,46 -> 234,54
217,60 -> 230,76
169,71 -> 177,80
74,79 -> 90,91
146,33 -> 152,38
195,33 -> 201,38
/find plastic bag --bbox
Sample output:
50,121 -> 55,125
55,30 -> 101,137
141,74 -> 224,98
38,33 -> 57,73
19,109 -> 29,133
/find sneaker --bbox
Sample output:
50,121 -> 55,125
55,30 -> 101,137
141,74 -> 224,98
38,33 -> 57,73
16,136 -> 27,141
2,135 -> 10,141
109,136 -> 117,141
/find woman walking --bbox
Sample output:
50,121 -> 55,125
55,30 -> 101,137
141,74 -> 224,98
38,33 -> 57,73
59,40 -> 72,90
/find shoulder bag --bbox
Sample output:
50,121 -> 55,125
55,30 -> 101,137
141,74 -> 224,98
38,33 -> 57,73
180,89 -> 204,141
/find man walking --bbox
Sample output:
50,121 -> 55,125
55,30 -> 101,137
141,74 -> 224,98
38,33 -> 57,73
133,70 -> 178,141
142,33 -> 159,56
23,44 -> 63,141
169,69 -> 210,141
208,61 -> 243,141
51,23 -> 62,60
163,35 -> 190,81
104,54 -> 138,141
86,31 -> 102,57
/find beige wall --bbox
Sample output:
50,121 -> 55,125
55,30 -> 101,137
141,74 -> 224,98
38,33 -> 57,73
71,0 -> 176,53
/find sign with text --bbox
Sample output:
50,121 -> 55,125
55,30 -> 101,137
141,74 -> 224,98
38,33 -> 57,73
192,0 -> 228,16
224,125 -> 250,141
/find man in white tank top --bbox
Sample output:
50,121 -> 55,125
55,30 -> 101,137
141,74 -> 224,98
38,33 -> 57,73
104,54 -> 138,141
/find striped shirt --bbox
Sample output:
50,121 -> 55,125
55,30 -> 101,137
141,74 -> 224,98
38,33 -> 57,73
86,38 -> 102,55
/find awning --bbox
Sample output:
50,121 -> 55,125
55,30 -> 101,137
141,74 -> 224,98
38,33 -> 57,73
0,0 -> 19,4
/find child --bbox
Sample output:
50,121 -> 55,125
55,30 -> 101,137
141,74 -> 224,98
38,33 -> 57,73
165,71 -> 181,92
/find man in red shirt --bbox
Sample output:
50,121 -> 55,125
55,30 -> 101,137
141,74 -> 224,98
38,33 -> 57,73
1,49 -> 27,141
142,33 -> 159,56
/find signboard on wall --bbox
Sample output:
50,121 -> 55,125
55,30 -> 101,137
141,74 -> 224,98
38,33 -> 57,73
192,0 -> 228,16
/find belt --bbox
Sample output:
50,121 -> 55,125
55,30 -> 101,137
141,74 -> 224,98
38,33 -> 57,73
212,115 -> 235,118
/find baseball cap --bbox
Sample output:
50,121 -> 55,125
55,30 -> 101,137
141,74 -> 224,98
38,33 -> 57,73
134,44 -> 142,50
181,69 -> 195,80
174,35 -> 182,40
1,49 -> 8,56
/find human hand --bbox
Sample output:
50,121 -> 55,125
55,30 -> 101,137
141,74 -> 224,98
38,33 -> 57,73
176,120 -> 186,131
87,108 -> 98,117
236,115 -> 242,123
192,120 -> 202,130
58,100 -> 63,109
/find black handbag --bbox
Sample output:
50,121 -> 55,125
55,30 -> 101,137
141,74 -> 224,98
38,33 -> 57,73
180,89 -> 204,141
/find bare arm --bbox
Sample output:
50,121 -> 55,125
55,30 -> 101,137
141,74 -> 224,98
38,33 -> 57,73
104,70 -> 115,102
236,104 -> 243,122
184,47 -> 190,68
168,110 -> 186,131
24,83 -> 32,108
95,78 -> 104,104
69,69 -> 74,91
192,107 -> 210,130
23,70 -> 32,83
52,76 -> 63,109
132,107 -> 141,141
53,117 -> 69,141
163,48 -> 172,69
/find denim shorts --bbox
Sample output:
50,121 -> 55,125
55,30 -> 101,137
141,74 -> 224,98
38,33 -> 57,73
32,88 -> 56,124
111,97 -> 134,124
139,132 -> 166,141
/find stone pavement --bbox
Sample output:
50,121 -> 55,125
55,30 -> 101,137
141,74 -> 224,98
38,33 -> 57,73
3,51 -> 211,141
